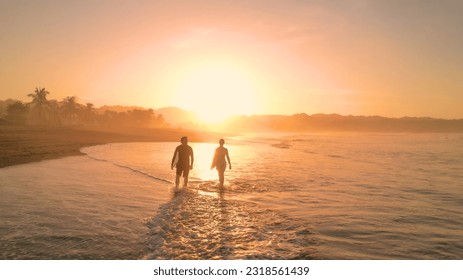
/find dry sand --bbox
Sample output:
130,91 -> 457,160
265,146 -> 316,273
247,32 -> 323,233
0,124 -> 223,168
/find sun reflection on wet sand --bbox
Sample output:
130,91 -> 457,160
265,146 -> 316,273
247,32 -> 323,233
188,143 -> 217,181
188,141 -> 243,184
145,181 -> 316,259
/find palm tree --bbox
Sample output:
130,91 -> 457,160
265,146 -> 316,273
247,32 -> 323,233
62,96 -> 79,123
83,103 -> 96,124
85,103 -> 94,111
6,101 -> 29,124
48,99 -> 62,125
27,87 -> 50,124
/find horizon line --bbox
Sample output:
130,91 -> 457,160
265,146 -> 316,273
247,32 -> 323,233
1,98 -> 462,121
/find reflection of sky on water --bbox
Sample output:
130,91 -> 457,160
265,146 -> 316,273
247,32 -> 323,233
2,134 -> 463,259
0,156 -> 170,259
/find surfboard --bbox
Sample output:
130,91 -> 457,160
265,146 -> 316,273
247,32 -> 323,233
211,153 -> 218,169
172,151 -> 179,169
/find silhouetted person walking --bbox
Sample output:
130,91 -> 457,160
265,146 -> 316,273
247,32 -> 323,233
171,136 -> 194,189
211,139 -> 231,187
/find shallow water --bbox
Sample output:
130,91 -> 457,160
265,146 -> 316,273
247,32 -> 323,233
1,133 -> 462,259
0,156 -> 170,259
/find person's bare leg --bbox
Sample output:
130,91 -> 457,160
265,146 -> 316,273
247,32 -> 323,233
183,176 -> 188,187
175,175 -> 180,188
218,171 -> 225,187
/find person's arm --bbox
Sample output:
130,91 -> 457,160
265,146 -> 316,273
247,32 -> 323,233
226,149 -> 231,169
190,147 -> 194,170
171,147 -> 178,169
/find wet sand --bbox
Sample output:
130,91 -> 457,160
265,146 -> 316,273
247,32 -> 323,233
0,125 -> 221,168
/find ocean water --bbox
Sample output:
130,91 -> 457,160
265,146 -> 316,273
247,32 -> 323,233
1,133 -> 462,259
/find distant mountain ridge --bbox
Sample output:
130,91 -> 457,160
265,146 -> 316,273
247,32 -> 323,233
154,107 -> 199,127
92,105 -> 200,127
2,98 -> 462,132
223,113 -> 463,133
96,105 -> 146,113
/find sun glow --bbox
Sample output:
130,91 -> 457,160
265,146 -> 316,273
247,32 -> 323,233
170,59 -> 259,123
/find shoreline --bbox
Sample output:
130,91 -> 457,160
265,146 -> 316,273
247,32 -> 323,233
0,125 -> 225,168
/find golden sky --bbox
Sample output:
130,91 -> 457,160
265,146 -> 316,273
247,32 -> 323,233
1,0 -> 462,120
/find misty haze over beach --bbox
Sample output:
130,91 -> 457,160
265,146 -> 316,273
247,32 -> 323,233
1,1 -> 463,263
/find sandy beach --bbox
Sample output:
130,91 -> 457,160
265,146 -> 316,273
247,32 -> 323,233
0,124 -> 221,168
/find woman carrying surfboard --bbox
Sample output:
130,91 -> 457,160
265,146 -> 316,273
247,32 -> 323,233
211,139 -> 232,188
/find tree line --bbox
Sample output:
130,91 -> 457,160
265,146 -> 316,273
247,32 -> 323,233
1,87 -> 167,127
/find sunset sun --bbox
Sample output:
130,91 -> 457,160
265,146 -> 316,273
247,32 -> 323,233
170,59 -> 259,123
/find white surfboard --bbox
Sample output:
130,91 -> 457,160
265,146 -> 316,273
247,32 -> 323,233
172,151 -> 179,169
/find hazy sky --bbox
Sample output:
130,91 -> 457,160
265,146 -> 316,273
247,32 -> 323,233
1,0 -> 462,119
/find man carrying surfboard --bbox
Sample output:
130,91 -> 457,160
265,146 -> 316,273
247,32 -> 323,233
171,136 -> 194,189
211,139 -> 231,188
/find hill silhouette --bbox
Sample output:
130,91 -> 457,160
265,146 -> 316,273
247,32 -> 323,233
96,105 -> 146,114
222,113 -> 463,133
2,97 -> 462,132
154,107 -> 199,127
